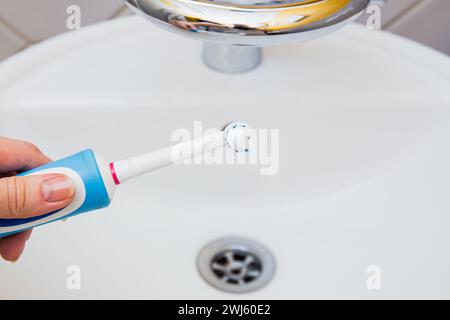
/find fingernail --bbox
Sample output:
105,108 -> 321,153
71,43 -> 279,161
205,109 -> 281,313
41,175 -> 75,202
9,253 -> 21,263
10,257 -> 19,263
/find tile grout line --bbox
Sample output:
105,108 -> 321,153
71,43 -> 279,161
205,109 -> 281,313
0,16 -> 35,45
384,0 -> 431,31
0,18 -> 36,61
108,4 -> 131,19
1,3 -> 131,58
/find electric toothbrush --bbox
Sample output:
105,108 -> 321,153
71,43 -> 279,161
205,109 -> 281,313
0,122 -> 251,237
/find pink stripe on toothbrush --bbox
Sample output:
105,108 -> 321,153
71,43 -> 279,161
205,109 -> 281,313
110,162 -> 120,185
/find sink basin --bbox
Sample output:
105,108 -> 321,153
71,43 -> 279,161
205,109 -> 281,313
1,15 -> 450,299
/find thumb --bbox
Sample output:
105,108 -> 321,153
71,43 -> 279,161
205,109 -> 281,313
0,174 -> 75,219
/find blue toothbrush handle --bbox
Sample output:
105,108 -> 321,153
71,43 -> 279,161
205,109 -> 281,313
0,149 -> 112,238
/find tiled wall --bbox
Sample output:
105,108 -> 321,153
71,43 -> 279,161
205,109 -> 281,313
0,0 -> 128,60
388,0 -> 450,56
0,0 -> 449,62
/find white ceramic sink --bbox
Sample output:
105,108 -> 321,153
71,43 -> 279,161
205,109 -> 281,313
1,16 -> 450,299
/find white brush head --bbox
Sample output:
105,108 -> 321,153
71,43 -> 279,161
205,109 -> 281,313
224,121 -> 252,152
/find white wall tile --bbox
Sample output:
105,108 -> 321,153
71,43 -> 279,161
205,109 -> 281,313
0,0 -> 124,42
356,0 -> 422,27
0,20 -> 26,61
388,0 -> 450,55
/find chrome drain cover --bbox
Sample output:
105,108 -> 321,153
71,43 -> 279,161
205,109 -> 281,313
197,237 -> 276,293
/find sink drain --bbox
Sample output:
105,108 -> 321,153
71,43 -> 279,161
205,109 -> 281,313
197,237 -> 275,293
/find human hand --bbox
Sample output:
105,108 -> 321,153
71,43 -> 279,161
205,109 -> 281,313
169,19 -> 198,31
0,137 -> 75,262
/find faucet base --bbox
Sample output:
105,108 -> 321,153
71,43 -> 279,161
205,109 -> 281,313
202,43 -> 262,73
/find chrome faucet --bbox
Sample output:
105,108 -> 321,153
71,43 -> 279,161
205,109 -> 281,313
125,0 -> 371,72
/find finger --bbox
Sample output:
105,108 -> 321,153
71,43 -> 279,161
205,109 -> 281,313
0,174 -> 75,219
0,172 -> 17,179
0,137 -> 51,172
0,230 -> 32,262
